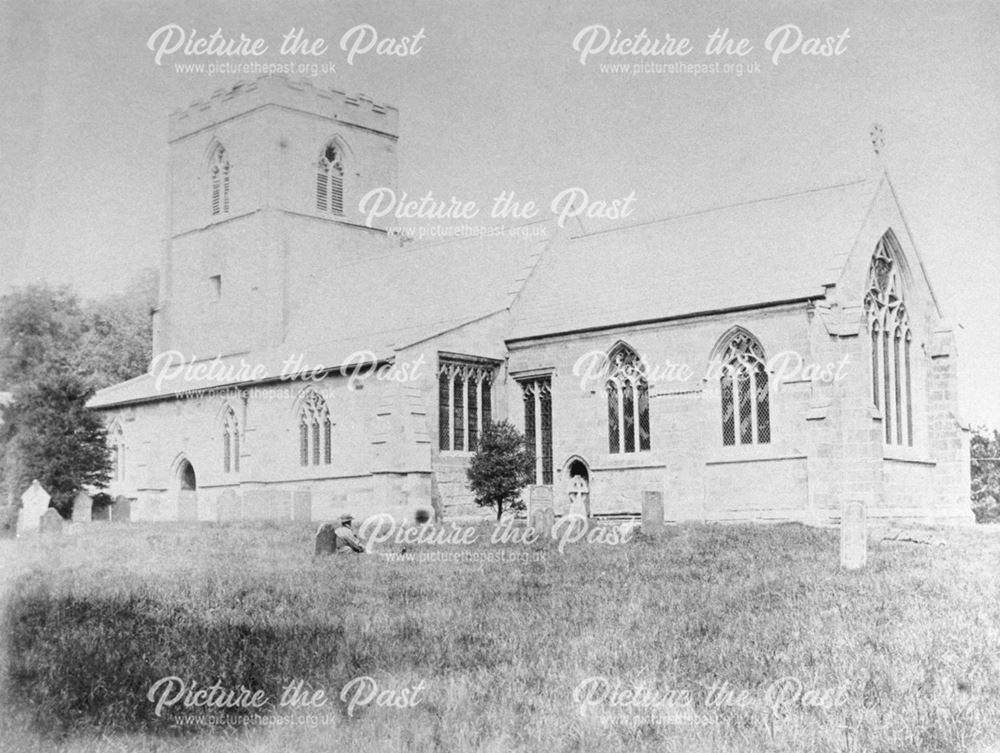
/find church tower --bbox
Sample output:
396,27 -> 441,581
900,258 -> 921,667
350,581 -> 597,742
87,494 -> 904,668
153,76 -> 399,360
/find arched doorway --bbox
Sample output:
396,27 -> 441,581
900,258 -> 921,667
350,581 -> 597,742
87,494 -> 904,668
176,458 -> 198,521
178,459 -> 197,490
564,457 -> 591,518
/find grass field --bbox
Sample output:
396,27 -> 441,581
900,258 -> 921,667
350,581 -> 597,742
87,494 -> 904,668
1,518 -> 999,753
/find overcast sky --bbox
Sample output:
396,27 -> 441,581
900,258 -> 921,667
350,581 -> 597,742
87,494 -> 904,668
0,0 -> 997,427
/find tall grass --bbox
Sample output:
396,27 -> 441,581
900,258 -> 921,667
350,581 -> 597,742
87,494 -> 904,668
1,521 -> 999,752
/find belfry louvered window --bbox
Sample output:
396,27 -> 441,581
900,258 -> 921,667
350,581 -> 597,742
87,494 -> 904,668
222,406 -> 240,474
210,144 -> 230,216
865,231 -> 914,446
605,343 -> 651,454
316,142 -> 344,215
298,391 -> 333,467
438,358 -> 496,452
719,331 -> 771,446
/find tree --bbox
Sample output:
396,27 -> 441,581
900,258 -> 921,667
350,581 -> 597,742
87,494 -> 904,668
971,426 -> 1000,524
77,269 -> 157,390
0,271 -> 155,504
4,374 -> 111,516
466,420 -> 535,521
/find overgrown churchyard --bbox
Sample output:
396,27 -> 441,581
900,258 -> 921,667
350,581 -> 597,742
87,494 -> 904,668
2,519 -> 999,752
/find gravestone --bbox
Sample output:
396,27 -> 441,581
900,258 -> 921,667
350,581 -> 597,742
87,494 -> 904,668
112,496 -> 132,523
840,500 -> 867,570
17,480 -> 50,536
642,491 -> 665,536
315,523 -> 337,556
72,491 -> 93,523
92,503 -> 110,522
528,485 -> 555,539
39,508 -> 64,534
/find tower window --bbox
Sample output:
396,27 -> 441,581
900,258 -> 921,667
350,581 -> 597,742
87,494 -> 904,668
316,142 -> 344,215
210,144 -> 230,216
209,275 -> 222,302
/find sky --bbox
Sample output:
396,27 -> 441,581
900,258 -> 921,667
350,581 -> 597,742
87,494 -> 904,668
0,0 -> 998,427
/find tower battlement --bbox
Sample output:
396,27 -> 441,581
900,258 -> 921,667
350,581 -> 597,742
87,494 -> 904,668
168,74 -> 399,142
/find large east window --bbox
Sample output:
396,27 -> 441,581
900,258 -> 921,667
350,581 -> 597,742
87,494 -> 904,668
865,231 -> 913,446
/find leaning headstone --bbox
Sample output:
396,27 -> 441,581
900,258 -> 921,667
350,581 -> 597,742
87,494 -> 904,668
642,491 -> 665,536
17,480 -> 50,536
39,508 -> 64,535
72,491 -> 93,523
840,500 -> 867,570
315,522 -> 337,556
528,485 -> 555,539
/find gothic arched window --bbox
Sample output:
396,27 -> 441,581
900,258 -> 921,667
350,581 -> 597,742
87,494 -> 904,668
865,231 -> 913,446
606,343 -> 650,454
719,331 -> 770,446
316,142 -> 344,215
438,358 -> 496,452
222,406 -> 240,474
210,144 -> 230,216
299,391 -> 332,466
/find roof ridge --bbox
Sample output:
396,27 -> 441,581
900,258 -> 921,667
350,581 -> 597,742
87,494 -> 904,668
573,176 -> 875,240
315,217 -> 555,275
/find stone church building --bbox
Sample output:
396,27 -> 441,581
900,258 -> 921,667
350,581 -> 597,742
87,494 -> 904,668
88,75 -> 971,525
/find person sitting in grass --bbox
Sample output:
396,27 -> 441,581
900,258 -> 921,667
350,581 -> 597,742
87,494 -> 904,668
335,514 -> 366,553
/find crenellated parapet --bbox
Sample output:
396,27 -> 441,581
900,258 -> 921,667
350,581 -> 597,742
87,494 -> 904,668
168,74 -> 399,142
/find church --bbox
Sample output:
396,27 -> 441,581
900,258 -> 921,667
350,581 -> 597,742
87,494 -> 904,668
88,75 -> 971,525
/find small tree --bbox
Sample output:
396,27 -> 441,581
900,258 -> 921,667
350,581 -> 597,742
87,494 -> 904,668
466,420 -> 535,521
5,374 -> 111,516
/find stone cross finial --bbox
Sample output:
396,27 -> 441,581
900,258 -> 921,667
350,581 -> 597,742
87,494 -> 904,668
870,123 -> 886,157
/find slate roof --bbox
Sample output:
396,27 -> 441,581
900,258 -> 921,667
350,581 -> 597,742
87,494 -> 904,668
90,177 -> 886,408
88,223 -> 548,408
508,177 -> 881,340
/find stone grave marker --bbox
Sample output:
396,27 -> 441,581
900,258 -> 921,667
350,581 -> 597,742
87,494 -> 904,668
39,508 -> 64,535
17,480 -> 50,536
112,496 -> 132,522
528,485 -> 555,539
840,499 -> 867,570
72,491 -> 93,523
315,523 -> 337,556
92,503 -> 110,522
642,490 -> 665,536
